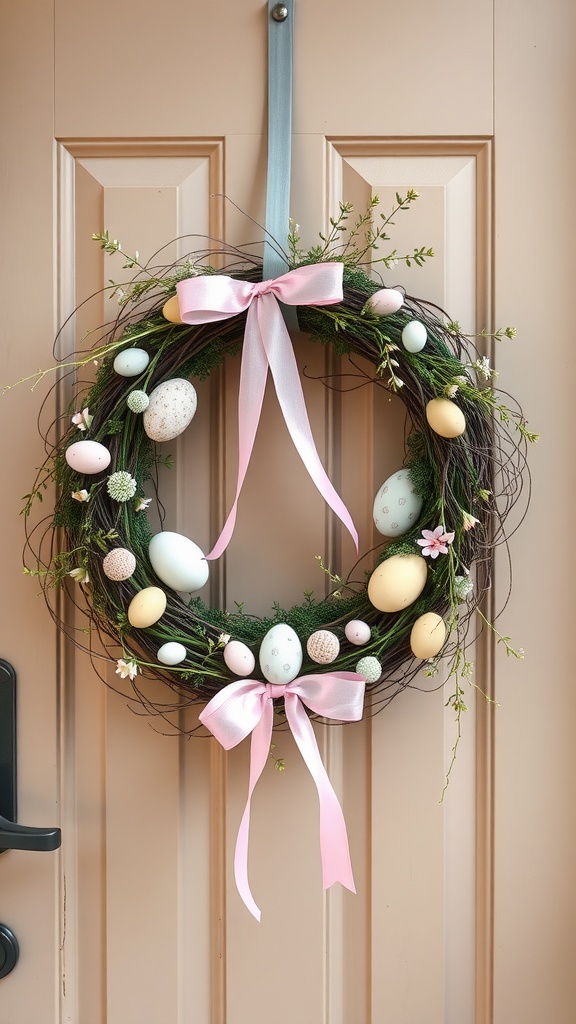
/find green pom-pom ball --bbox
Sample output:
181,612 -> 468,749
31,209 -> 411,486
107,471 -> 137,502
127,390 -> 150,413
356,655 -> 382,684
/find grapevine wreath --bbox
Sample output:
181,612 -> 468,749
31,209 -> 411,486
21,198 -> 533,732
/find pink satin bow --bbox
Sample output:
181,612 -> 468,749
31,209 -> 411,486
176,263 -> 359,560
199,671 -> 366,921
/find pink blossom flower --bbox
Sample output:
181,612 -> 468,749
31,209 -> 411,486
416,525 -> 455,558
71,489 -> 90,503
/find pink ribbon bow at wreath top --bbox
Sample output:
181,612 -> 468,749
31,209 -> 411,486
199,670 -> 366,921
176,262 -> 359,560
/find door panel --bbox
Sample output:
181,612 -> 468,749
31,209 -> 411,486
1,1 -> 574,1022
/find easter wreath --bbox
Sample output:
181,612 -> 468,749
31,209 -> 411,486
20,197 -> 533,730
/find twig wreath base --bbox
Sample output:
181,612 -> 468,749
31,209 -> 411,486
19,204 -> 532,729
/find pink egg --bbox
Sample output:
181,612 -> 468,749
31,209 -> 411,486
345,620 -> 371,645
65,439 -> 111,474
224,640 -> 255,677
367,288 -> 404,317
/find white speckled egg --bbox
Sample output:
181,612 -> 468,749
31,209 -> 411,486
157,641 -> 187,666
401,320 -> 427,353
224,640 -> 256,677
373,468 -> 423,537
65,439 -> 111,474
345,620 -> 371,646
306,630 -> 340,664
366,288 -> 404,317
355,656 -> 382,683
259,624 -> 303,685
113,348 -> 150,377
410,612 -> 446,660
367,554 -> 428,613
102,547 -> 136,581
162,295 -> 183,324
426,398 -> 466,438
128,586 -> 167,628
149,532 -> 209,593
143,378 -> 197,442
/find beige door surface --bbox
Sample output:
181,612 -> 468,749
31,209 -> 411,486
0,2 -> 574,1022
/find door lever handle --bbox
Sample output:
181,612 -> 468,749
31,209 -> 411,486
0,814 -> 61,853
0,659 -> 61,855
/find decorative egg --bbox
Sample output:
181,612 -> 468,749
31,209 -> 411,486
345,620 -> 371,645
128,586 -> 167,628
367,554 -> 428,613
401,320 -> 427,353
224,640 -> 256,677
373,468 -> 423,537
157,641 -> 187,666
426,398 -> 466,438
113,348 -> 150,377
306,630 -> 340,664
102,547 -> 136,581
410,612 -> 447,660
162,295 -> 183,324
143,379 -> 197,442
259,624 -> 303,685
366,288 -> 404,317
65,439 -> 111,475
148,532 -> 209,592
355,656 -> 382,683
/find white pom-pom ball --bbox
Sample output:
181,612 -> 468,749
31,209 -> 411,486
355,655 -> 382,683
102,548 -> 136,581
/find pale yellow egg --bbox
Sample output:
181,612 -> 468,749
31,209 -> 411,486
425,398 -> 466,438
128,586 -> 167,628
162,295 -> 183,324
367,554 -> 428,613
410,612 -> 446,659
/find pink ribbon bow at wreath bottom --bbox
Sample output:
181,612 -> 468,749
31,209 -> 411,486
199,672 -> 366,921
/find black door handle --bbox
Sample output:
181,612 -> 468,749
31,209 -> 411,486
0,815 -> 61,853
0,660 -> 61,854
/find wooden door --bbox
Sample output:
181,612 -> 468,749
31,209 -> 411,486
0,2 -> 574,1022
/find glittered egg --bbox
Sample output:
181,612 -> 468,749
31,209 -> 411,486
128,586 -> 167,628
259,624 -> 303,685
345,620 -> 371,646
426,398 -> 466,438
224,640 -> 256,677
306,630 -> 340,664
373,468 -> 423,537
366,288 -> 404,317
102,547 -> 136,581
410,612 -> 447,660
65,439 -> 111,475
143,379 -> 197,442
401,320 -> 427,353
367,554 -> 428,613
157,641 -> 187,666
355,656 -> 382,683
149,532 -> 208,593
113,348 -> 150,377
162,295 -> 183,324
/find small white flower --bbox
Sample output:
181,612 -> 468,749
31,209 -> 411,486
116,658 -> 139,680
71,489 -> 90,503
68,567 -> 90,584
135,496 -> 152,512
445,383 -> 459,398
473,356 -> 497,381
462,511 -> 481,531
219,633 -> 231,645
387,258 -> 399,269
71,407 -> 93,431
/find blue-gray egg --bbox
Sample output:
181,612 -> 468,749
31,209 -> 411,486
373,469 -> 423,537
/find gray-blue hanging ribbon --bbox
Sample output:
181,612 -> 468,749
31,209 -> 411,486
264,0 -> 296,306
